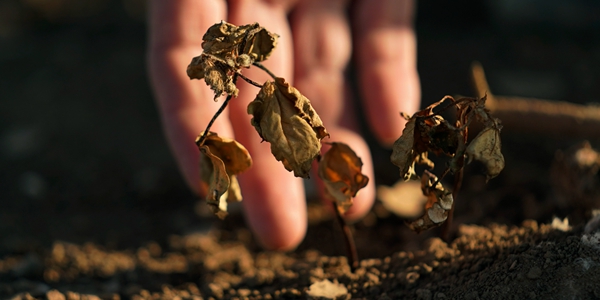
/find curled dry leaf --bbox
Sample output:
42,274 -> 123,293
391,117 -> 418,181
407,171 -> 453,233
197,132 -> 252,219
201,21 -> 277,65
248,77 -> 329,178
187,55 -> 238,101
199,146 -> 230,219
187,21 -> 279,100
391,97 -> 457,181
391,106 -> 450,181
425,116 -> 460,157
318,143 -> 369,214
466,126 -> 504,180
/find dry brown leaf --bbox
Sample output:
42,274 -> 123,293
318,143 -> 369,214
187,54 -> 239,101
407,171 -> 453,233
466,127 -> 504,180
199,145 -> 230,219
241,26 -> 278,63
248,77 -> 329,178
200,132 -> 253,176
391,98 -> 458,181
197,132 -> 252,218
425,117 -> 460,157
187,21 -> 278,100
201,22 -> 277,64
390,117 -> 418,181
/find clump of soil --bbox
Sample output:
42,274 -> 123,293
2,199 -> 600,299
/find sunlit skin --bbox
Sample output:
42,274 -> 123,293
148,0 -> 420,250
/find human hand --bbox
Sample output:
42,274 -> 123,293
148,0 -> 420,250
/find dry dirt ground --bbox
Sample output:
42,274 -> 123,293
2,1 -> 600,299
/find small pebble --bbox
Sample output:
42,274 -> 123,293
526,266 -> 542,279
46,290 -> 65,300
464,291 -> 479,300
416,288 -> 432,300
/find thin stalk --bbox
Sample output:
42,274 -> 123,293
196,74 -> 238,147
441,168 -> 462,242
253,62 -> 277,80
441,127 -> 467,242
332,202 -> 358,272
237,72 -> 263,88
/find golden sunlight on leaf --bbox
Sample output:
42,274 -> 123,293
199,145 -> 230,219
248,77 -> 329,178
390,117 -> 418,181
197,132 -> 252,219
318,143 -> 369,214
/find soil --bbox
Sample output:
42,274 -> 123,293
2,1 -> 600,300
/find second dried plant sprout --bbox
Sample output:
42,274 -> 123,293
391,95 -> 505,232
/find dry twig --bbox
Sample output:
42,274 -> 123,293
471,62 -> 600,138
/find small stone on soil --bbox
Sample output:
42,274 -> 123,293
526,266 -> 542,279
306,279 -> 348,300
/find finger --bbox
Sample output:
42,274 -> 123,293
148,0 -> 233,195
290,0 -> 350,124
290,0 -> 375,220
227,0 -> 306,250
353,0 -> 420,146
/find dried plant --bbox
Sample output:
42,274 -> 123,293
391,95 -> 504,233
188,21 -> 367,220
186,21 -> 504,268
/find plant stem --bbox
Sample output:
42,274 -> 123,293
332,202 -> 358,272
442,168 -> 462,242
237,72 -> 263,88
196,74 -> 238,147
441,130 -> 466,242
253,62 -> 277,80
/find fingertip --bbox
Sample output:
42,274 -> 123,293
255,214 -> 306,251
238,157 -> 307,251
361,61 -> 421,148
378,106 -> 411,147
352,0 -> 420,147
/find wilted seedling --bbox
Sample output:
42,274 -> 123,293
391,95 -> 504,233
189,21 -> 365,216
188,22 -> 368,269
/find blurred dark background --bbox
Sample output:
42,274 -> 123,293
2,0 -> 600,252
